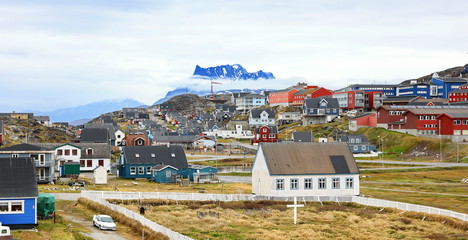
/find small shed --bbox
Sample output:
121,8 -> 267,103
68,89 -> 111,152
59,162 -> 80,177
93,166 -> 107,185
151,165 -> 178,183
37,193 -> 55,218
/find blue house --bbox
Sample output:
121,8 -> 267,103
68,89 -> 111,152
431,73 -> 468,98
340,134 -> 376,153
0,158 -> 38,229
178,165 -> 218,183
302,97 -> 340,125
335,84 -> 398,97
118,145 -> 188,179
151,164 -> 179,183
397,81 -> 436,99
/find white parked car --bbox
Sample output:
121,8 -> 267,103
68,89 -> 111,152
93,214 -> 117,231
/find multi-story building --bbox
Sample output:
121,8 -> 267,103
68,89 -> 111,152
431,73 -> 468,99
397,80 -> 437,99
0,143 -> 55,183
249,108 -> 276,127
332,90 -> 365,111
437,113 -> 468,140
291,87 -> 333,107
235,93 -> 267,113
268,88 -> 299,106
449,84 -> 468,103
335,84 -> 397,97
302,98 -> 340,125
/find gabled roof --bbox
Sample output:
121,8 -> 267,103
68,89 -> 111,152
122,145 -> 188,169
258,142 -> 358,175
0,158 -> 38,198
292,131 -> 313,142
437,112 -> 468,118
224,120 -> 250,130
84,123 -> 117,140
151,164 -> 178,171
340,134 -> 369,144
433,77 -> 468,83
383,95 -> 422,103
254,125 -> 278,134
80,128 -> 109,143
250,108 -> 275,118
0,143 -> 52,152
303,97 -> 339,109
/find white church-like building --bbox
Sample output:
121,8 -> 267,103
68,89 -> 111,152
252,142 -> 360,197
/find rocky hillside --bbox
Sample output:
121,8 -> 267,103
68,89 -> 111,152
1,117 -> 77,147
163,94 -> 215,115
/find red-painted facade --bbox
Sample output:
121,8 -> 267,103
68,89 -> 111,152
376,106 -> 407,125
268,89 -> 298,106
124,134 -> 151,146
251,125 -> 278,144
448,84 -> 468,103
437,114 -> 468,136
364,91 -> 384,110
387,110 -> 439,134
291,87 -> 333,106
351,113 -> 377,128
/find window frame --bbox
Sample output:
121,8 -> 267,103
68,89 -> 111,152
346,178 -> 354,189
276,179 -> 285,190
304,178 -> 313,190
332,178 -> 340,189
318,178 -> 326,189
129,166 -> 136,175
0,200 -> 25,214
290,178 -> 299,190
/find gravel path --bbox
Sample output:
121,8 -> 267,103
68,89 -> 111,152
61,214 -> 129,240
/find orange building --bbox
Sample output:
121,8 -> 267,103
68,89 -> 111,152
291,87 -> 333,106
268,88 -> 299,106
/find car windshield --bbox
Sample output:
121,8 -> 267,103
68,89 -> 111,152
100,216 -> 114,223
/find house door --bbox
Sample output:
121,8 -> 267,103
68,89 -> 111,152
37,168 -> 46,180
257,178 -> 261,194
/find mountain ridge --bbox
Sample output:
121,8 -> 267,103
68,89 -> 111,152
193,64 -> 275,80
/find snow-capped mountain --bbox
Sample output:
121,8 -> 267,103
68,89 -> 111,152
193,64 -> 275,80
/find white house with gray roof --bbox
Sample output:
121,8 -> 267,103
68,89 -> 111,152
249,108 -> 275,127
252,142 -> 360,197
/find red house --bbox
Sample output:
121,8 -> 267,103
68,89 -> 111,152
436,113 -> 468,137
387,108 -> 442,135
375,105 -> 407,128
124,133 -> 151,146
449,84 -> 468,103
251,125 -> 278,145
364,91 -> 384,110
269,88 -> 299,106
291,87 -> 333,106
348,113 -> 377,131
332,90 -> 365,111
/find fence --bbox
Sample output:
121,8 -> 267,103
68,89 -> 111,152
352,196 -> 468,221
81,194 -> 194,240
80,191 -> 468,239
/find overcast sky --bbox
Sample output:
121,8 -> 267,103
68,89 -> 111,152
1,0 -> 467,111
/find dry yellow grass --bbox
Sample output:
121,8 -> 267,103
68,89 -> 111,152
113,200 -> 468,240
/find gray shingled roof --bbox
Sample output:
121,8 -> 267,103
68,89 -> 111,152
122,145 -> 188,169
84,123 -> 117,140
80,128 -> 109,143
292,131 -> 313,142
441,112 -> 468,118
0,143 -> 52,151
250,108 -> 275,119
340,134 -> 369,144
433,77 -> 468,83
0,158 -> 38,198
258,142 -> 359,175
254,125 -> 278,134
303,98 -> 340,109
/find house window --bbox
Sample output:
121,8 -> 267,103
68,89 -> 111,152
353,146 -> 358,151
454,120 -> 461,125
86,148 -> 93,155
80,160 -> 85,167
262,134 -> 267,138
98,160 -> 104,166
138,167 -> 145,175
130,167 -> 136,175
332,178 -> 340,189
57,149 -> 63,155
65,149 -> 70,155
262,128 -> 267,133
135,139 -> 145,146
304,178 -> 313,189
269,134 -> 275,138
146,166 -> 152,174
12,154 -> 19,158
318,178 -> 326,189
87,160 -> 92,167
37,168 -> 45,180
135,154 -> 140,158
39,154 -> 45,165
362,145 -> 366,151
151,153 -> 156,157
276,179 -> 284,190
463,120 -> 468,125
0,201 -> 24,214
290,179 -> 299,190
346,178 -> 354,189
166,170 -> 172,178
72,149 -> 78,155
